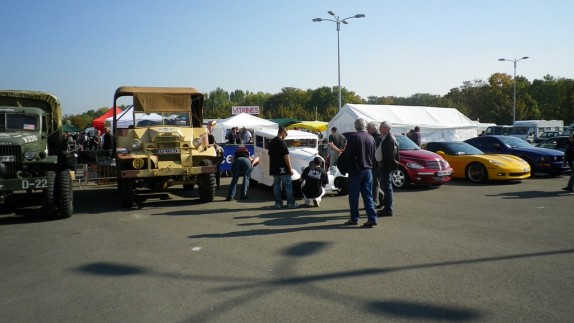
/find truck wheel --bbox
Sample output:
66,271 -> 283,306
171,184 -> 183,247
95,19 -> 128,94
119,179 -> 135,208
198,159 -> 216,202
336,177 -> 348,196
42,171 -> 57,217
57,170 -> 73,218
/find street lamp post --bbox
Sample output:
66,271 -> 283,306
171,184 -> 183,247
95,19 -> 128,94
498,56 -> 529,123
313,11 -> 365,110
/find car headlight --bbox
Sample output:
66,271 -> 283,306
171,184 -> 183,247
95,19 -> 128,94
488,159 -> 506,166
131,139 -> 142,150
24,151 -> 36,161
405,162 -> 423,169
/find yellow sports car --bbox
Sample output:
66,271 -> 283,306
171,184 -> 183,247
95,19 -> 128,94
425,141 -> 531,183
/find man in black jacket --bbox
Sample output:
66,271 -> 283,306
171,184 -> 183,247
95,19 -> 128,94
377,121 -> 399,217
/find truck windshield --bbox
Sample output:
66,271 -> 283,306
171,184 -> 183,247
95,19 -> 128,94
511,127 -> 531,135
0,113 -> 39,131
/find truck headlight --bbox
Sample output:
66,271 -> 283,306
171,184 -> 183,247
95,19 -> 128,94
192,137 -> 202,148
132,139 -> 142,150
24,151 -> 36,161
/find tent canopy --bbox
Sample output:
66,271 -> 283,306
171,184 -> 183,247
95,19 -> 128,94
214,113 -> 278,143
328,104 -> 478,143
106,105 -> 163,129
270,117 -> 300,128
93,107 -> 122,133
287,121 -> 328,133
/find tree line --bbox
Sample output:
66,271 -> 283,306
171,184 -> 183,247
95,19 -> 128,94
65,73 -> 574,130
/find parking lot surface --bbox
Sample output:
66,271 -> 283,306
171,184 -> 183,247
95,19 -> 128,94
1,174 -> 573,322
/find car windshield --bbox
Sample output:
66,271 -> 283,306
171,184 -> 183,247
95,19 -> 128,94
396,135 -> 419,150
443,142 -> 483,155
0,113 -> 39,132
499,136 -> 532,148
285,138 -> 317,149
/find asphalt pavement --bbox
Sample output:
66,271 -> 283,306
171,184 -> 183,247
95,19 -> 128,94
0,174 -> 573,322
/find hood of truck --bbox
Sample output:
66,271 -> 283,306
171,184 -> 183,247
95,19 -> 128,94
0,133 -> 41,145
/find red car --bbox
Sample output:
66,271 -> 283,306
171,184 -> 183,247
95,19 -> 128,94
392,135 -> 452,188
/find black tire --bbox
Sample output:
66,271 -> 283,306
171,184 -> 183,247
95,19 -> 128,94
292,180 -> 303,197
119,179 -> 136,208
57,170 -> 73,218
42,171 -> 57,217
198,159 -> 216,202
392,167 -> 411,189
466,162 -> 488,183
522,157 -> 536,176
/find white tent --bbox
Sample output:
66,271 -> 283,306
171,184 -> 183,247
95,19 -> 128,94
214,113 -> 278,143
106,106 -> 163,129
328,104 -> 478,143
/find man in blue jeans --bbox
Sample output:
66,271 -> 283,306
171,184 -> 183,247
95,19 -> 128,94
268,127 -> 298,209
226,146 -> 255,201
339,118 -> 378,227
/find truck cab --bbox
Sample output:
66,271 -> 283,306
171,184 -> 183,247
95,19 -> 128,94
250,128 -> 348,195
510,120 -> 564,143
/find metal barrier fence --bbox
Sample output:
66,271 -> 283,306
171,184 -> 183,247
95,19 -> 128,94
74,161 -> 117,186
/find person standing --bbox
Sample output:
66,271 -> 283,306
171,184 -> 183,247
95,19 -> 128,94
242,127 -> 253,144
562,134 -> 574,193
268,126 -> 298,209
300,157 -> 329,207
412,126 -> 422,147
226,127 -> 241,144
339,119 -> 378,227
101,128 -> 113,151
328,127 -> 346,169
367,121 -> 384,208
377,121 -> 400,217
226,145 -> 255,201
207,120 -> 222,189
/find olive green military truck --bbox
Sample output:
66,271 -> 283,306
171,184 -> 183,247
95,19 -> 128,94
112,86 -> 223,207
0,91 -> 75,218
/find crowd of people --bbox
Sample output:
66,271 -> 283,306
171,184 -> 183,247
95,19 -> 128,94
222,119 -> 403,229
63,128 -> 113,152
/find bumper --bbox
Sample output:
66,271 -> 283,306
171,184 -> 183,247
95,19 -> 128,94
120,165 -> 217,179
0,177 -> 48,192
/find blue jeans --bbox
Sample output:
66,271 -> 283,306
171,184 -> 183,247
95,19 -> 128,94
227,157 -> 252,199
347,169 -> 377,222
380,167 -> 394,212
273,174 -> 296,207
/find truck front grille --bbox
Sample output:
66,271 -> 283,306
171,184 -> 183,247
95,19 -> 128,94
0,145 -> 22,176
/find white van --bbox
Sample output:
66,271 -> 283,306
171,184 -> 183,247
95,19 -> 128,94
250,128 -> 348,195
510,120 -> 564,143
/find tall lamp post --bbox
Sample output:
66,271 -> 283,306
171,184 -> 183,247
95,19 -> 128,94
498,56 -> 529,123
313,11 -> 365,110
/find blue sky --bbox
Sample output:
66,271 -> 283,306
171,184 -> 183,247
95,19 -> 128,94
1,0 -> 572,115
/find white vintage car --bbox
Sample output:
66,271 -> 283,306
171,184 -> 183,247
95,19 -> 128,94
250,128 -> 348,195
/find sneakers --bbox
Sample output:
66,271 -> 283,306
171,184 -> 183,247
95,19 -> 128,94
313,199 -> 320,207
274,204 -> 283,209
344,219 -> 358,225
288,203 -> 299,209
562,187 -> 570,191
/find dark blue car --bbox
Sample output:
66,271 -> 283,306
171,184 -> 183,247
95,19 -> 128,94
464,135 -> 567,175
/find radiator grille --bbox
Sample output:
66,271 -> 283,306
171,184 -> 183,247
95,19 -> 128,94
0,145 -> 22,177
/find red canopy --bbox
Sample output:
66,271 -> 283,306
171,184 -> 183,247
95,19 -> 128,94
92,107 -> 122,133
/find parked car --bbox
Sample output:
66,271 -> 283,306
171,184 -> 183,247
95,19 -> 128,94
250,128 -> 348,195
391,135 -> 453,189
533,131 -> 561,144
536,136 -> 570,152
425,141 -> 530,183
464,135 -> 567,175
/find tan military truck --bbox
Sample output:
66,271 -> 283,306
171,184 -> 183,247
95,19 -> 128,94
112,86 -> 222,207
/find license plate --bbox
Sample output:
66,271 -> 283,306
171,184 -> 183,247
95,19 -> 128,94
436,170 -> 451,176
0,155 -> 15,162
156,149 -> 180,154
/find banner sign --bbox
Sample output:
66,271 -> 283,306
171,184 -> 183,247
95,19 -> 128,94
232,106 -> 259,115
